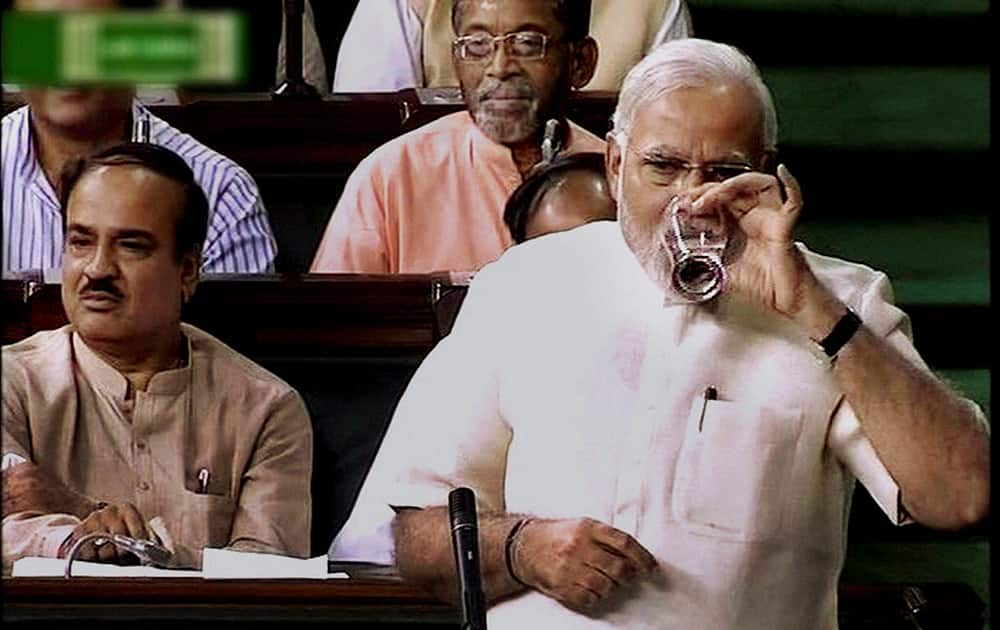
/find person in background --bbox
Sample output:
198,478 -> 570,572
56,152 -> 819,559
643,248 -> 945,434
272,0 -> 330,92
2,0 -> 278,275
2,143 -> 311,573
329,38 -> 989,628
504,151 -> 615,243
332,0 -> 691,92
311,0 -> 605,274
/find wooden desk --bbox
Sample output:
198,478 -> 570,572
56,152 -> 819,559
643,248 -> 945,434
2,578 -> 984,629
2,576 -> 458,628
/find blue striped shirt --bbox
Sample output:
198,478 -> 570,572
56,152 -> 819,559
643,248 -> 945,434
2,101 -> 277,274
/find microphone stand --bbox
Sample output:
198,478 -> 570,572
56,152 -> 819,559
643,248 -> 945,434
272,0 -> 320,100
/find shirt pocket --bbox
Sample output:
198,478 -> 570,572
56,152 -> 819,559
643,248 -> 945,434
180,467 -> 236,549
671,396 -> 804,542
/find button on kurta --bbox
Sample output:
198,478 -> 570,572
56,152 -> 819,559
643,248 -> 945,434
138,481 -> 150,491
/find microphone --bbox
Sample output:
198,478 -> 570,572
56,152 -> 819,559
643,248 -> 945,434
109,534 -> 172,567
131,113 -> 150,143
63,533 -> 173,577
449,487 -> 487,630
540,118 -> 562,164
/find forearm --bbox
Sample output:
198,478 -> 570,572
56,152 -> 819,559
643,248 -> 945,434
834,325 -> 989,527
795,284 -> 989,529
393,507 -> 527,605
2,512 -> 78,573
2,462 -> 101,519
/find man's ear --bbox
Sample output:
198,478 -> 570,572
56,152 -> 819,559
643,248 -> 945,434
605,132 -> 623,200
569,36 -> 598,89
179,248 -> 200,305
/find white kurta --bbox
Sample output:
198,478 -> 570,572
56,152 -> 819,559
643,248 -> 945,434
334,221 -> 934,629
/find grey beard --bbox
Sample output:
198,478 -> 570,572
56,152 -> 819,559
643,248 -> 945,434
618,194 -> 671,292
473,103 -> 542,144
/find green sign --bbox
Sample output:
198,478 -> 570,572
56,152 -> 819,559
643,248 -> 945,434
2,10 -> 247,86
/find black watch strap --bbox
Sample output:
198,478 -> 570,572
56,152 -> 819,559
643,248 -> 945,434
816,307 -> 862,358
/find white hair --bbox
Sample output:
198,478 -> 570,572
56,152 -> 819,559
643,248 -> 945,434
611,38 -> 778,150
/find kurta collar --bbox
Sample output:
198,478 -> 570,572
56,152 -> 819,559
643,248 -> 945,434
71,329 -> 193,399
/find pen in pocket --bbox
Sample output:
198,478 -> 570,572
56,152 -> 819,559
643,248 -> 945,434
197,467 -> 211,494
698,386 -> 718,432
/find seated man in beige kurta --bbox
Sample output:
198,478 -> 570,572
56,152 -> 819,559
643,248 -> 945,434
1,142 -> 312,573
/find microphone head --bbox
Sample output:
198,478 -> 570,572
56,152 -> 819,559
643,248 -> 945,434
544,119 -> 559,138
541,119 -> 562,164
110,534 -> 173,567
448,486 -> 477,529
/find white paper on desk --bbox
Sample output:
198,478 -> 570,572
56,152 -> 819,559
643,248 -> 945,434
201,548 -> 348,579
12,557 -> 200,578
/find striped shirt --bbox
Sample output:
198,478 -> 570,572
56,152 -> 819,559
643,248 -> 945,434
2,101 -> 277,274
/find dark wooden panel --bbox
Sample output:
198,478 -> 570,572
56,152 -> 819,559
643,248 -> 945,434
2,577 -> 457,627
1,275 -> 466,358
778,147 -> 988,218
690,8 -> 989,67
158,93 -> 410,177
2,577 -> 985,629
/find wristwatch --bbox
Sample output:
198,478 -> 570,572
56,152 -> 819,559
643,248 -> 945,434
813,307 -> 862,364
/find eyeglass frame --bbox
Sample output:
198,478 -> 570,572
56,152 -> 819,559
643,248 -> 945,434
452,31 -> 553,63
618,136 -> 759,186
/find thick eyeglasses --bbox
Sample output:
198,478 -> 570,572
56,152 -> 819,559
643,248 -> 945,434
453,31 -> 549,62
641,156 -> 754,185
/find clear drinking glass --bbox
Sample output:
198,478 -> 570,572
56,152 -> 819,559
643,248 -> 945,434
665,195 -> 729,303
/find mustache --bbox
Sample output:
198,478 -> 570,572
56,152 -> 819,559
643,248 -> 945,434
79,278 -> 124,299
476,77 -> 536,101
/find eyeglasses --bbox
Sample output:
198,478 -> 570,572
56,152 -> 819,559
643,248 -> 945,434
635,153 -> 755,186
453,31 -> 550,62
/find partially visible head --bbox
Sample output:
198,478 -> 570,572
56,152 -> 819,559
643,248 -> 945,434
16,0 -> 139,135
504,151 -> 615,243
606,38 -> 777,291
452,0 -> 597,146
59,142 -> 207,347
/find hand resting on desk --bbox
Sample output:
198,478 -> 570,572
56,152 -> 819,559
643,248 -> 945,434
57,503 -> 161,565
3,462 -> 163,565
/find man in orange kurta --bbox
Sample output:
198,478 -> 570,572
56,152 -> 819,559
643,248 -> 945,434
311,0 -> 605,274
